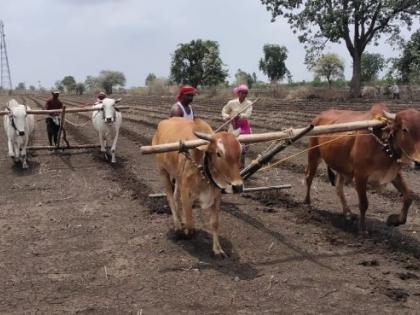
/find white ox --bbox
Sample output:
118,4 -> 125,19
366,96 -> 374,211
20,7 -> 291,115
3,99 -> 35,169
92,97 -> 122,163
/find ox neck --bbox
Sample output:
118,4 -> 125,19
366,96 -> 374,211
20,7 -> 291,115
373,128 -> 400,160
203,152 -> 225,191
9,115 -> 18,131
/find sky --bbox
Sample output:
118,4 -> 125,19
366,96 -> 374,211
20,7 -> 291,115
1,0 -> 418,89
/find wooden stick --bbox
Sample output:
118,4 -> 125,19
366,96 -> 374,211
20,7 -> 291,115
215,98 -> 260,132
27,144 -> 100,150
141,120 -> 386,154
0,105 -> 130,115
56,105 -> 67,149
148,184 -> 292,198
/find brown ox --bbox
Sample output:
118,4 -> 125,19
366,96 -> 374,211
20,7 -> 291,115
305,103 -> 420,231
152,117 -> 243,256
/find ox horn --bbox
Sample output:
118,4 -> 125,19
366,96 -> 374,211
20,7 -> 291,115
383,110 -> 396,120
194,131 -> 213,142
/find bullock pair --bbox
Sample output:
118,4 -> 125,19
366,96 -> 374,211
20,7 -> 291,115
3,99 -> 34,169
154,104 -> 420,256
153,117 -> 243,257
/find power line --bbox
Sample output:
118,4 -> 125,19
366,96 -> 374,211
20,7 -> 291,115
0,20 -> 12,90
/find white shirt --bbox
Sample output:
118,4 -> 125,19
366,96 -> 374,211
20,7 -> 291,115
177,102 -> 194,120
391,84 -> 400,94
221,98 -> 253,120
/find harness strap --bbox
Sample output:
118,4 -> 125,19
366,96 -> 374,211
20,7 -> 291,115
204,152 -> 225,191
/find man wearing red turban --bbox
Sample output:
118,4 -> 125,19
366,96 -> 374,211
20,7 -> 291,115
170,85 -> 197,120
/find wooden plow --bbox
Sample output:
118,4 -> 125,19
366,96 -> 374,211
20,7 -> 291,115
0,105 -> 130,151
142,119 -> 386,197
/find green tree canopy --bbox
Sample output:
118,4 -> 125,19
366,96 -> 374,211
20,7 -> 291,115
54,80 -> 64,93
75,83 -> 85,95
84,75 -> 99,91
394,30 -> 420,83
259,44 -> 289,83
98,70 -> 126,94
61,76 -> 77,93
16,82 -> 26,90
234,69 -> 257,88
170,39 -> 228,87
361,52 -> 385,82
145,73 -> 157,86
261,0 -> 420,97
313,53 -> 345,88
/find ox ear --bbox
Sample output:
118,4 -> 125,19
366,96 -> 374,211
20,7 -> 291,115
115,98 -> 122,103
383,110 -> 396,120
194,131 -> 213,142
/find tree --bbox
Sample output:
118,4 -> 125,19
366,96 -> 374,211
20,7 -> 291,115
313,53 -> 345,88
170,39 -> 228,87
84,75 -> 99,91
61,76 -> 77,93
54,80 -> 64,93
16,82 -> 26,90
234,69 -> 256,88
98,70 -> 126,94
261,0 -> 420,97
361,52 -> 385,82
75,83 -> 85,95
259,44 -> 289,83
29,85 -> 36,91
145,73 -> 157,86
394,30 -> 420,83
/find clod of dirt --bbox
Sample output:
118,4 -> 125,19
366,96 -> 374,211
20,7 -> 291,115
383,288 -> 409,302
359,259 -> 379,267
405,264 -> 420,271
397,272 -> 419,280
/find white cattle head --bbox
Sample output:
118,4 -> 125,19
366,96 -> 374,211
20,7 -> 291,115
6,100 -> 28,136
101,98 -> 120,124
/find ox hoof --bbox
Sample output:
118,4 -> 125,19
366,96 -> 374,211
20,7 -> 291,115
172,229 -> 194,240
183,228 -> 196,239
344,212 -> 356,221
386,214 -> 405,227
213,249 -> 227,258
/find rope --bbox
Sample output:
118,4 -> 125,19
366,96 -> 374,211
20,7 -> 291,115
64,118 -> 91,127
258,132 -> 359,173
252,114 -> 394,173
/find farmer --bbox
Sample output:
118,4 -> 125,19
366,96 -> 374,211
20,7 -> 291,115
96,91 -> 107,103
44,91 -> 68,147
391,83 -> 400,99
170,85 -> 196,120
45,91 -> 63,112
221,84 -> 253,168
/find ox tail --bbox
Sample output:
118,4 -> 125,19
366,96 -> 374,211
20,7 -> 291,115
327,167 -> 336,186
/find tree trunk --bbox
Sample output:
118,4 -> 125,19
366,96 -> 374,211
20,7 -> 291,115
350,51 -> 362,98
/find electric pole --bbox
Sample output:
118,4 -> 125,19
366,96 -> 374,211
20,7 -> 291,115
0,20 -> 13,91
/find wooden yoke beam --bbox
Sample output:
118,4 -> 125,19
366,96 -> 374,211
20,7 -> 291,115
140,120 -> 386,154
0,105 -> 130,115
